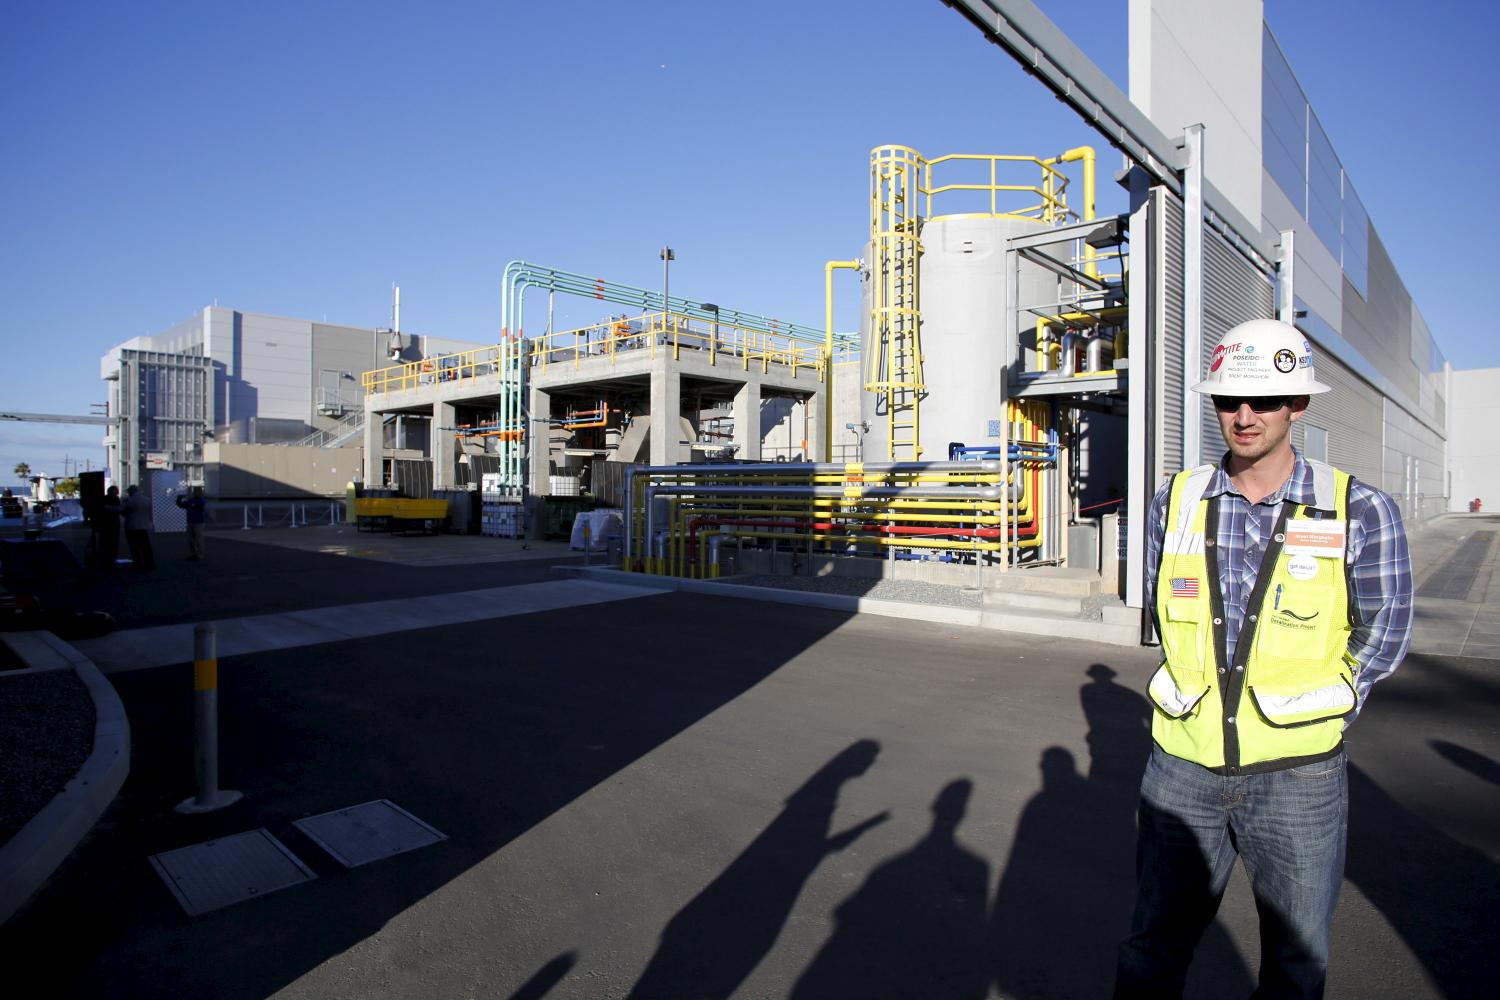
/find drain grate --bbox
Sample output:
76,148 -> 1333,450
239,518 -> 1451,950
1418,531 -> 1495,600
150,829 -> 316,916
293,799 -> 447,868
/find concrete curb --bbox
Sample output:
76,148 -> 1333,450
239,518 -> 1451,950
0,631 -> 131,926
554,566 -> 1140,646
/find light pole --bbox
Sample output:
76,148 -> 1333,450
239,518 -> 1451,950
701,301 -> 720,355
659,246 -> 675,324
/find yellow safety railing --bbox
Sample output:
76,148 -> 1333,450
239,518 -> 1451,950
922,153 -> 1080,224
527,311 -> 822,378
362,342 -> 511,395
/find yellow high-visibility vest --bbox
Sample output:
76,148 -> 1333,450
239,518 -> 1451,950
1149,460 -> 1358,772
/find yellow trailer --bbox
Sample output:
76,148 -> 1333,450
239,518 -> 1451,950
353,498 -> 449,535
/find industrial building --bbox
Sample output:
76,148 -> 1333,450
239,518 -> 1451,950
99,299 -> 484,490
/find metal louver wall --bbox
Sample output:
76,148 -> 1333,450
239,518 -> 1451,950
1158,191 -> 1186,476
1153,188 -> 1276,476
1200,224 -> 1277,458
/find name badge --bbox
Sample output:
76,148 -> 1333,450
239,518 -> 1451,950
1283,520 -> 1346,559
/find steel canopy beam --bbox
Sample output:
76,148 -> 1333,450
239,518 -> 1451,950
945,0 -> 1186,190
0,411 -> 118,426
943,0 -> 1276,269
1016,246 -> 1113,293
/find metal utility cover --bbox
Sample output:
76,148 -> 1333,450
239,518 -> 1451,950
150,829 -> 316,917
293,799 -> 447,868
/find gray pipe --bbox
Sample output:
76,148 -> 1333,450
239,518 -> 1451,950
1061,332 -> 1079,376
1086,335 -> 1107,373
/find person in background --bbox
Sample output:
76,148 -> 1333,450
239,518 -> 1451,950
95,485 -> 122,570
175,485 -> 207,560
121,484 -> 155,570
33,474 -> 55,514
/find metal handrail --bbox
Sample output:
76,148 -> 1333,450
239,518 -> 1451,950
526,311 -> 823,378
284,409 -> 365,448
922,153 -> 1078,223
361,343 -> 506,395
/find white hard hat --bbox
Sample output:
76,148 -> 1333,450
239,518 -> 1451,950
1192,318 -> 1330,396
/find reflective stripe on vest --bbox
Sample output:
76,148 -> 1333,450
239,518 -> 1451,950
1150,460 -> 1357,771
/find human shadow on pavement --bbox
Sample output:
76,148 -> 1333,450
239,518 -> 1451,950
790,778 -> 990,999
1430,739 -> 1500,787
990,664 -> 1252,998
1,592 -> 873,999
1344,762 -> 1500,999
508,951 -> 576,1000
626,739 -> 888,1000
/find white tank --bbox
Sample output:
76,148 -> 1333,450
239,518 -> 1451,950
861,214 -> 1055,460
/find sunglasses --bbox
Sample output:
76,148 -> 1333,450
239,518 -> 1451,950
1212,395 -> 1292,413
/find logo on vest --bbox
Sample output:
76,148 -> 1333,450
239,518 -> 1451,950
1271,583 -> 1319,630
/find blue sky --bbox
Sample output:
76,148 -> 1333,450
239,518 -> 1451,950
3,0 -> 1495,481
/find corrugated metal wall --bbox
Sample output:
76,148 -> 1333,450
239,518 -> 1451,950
391,459 -> 433,498
590,460 -> 639,509
1298,351 -> 1382,483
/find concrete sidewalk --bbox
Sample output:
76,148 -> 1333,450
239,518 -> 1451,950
71,579 -> 655,674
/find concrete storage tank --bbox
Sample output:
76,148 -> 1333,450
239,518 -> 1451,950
861,213 -> 1055,460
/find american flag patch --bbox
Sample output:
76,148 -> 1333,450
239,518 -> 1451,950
1170,577 -> 1200,598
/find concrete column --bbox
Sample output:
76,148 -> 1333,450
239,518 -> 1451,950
733,379 -> 762,461
530,385 -> 552,494
431,401 -> 456,490
363,405 -> 383,485
805,390 -> 824,464
650,366 -> 682,466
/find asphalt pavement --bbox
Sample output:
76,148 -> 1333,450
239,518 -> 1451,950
2,519 -> 1497,999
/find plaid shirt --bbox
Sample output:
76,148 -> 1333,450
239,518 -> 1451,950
1145,450 -> 1413,722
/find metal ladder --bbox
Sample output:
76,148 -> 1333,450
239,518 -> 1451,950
867,146 -> 925,460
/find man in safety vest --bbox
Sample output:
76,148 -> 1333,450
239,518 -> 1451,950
1115,319 -> 1412,998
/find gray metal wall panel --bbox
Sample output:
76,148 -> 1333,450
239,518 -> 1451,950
1298,351 -> 1381,484
1382,396 -> 1446,520
1340,236 -> 1420,402
310,323 -> 386,432
235,314 -> 314,427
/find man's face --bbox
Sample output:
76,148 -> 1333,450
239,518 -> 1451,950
1213,394 -> 1307,463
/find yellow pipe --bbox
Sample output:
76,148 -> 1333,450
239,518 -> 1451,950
1044,145 -> 1097,276
824,259 -> 860,462
715,529 -> 1041,553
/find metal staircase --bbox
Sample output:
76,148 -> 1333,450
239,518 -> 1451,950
284,408 -> 365,449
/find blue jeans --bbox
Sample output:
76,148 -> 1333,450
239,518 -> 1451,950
1115,746 -> 1348,999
